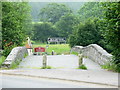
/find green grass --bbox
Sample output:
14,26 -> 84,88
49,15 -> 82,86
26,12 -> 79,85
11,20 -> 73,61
71,51 -> 79,56
101,63 -> 120,72
18,66 -> 55,69
0,56 -> 6,66
40,66 -> 53,69
33,43 -> 70,55
77,64 -> 87,70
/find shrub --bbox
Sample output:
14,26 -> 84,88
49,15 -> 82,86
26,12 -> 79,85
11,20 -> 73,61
3,44 -> 17,57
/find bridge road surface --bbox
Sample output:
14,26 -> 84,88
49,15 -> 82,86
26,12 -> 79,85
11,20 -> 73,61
18,54 -> 102,70
1,74 -> 90,88
18,55 -> 80,69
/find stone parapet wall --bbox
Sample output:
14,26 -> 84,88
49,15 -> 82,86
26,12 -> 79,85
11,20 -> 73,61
2,47 -> 28,68
71,44 -> 112,65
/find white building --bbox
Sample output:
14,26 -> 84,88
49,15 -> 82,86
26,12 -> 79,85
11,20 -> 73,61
47,37 -> 66,44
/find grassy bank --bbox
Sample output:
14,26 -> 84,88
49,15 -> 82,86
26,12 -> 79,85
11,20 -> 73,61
33,43 -> 70,55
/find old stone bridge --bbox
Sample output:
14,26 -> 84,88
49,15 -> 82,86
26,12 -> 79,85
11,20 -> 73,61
2,44 -> 112,69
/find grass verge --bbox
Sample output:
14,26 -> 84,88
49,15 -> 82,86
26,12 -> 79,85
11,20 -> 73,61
77,64 -> 87,70
71,51 -> 79,56
40,66 -> 53,69
101,62 -> 120,73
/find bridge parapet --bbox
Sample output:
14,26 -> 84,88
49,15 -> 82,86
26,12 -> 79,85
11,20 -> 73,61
2,47 -> 28,68
71,44 -> 112,65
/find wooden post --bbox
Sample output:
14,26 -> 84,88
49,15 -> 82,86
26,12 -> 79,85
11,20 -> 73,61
43,54 -> 47,68
78,54 -> 83,67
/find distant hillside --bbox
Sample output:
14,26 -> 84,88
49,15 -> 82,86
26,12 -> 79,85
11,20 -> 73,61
29,2 -> 85,22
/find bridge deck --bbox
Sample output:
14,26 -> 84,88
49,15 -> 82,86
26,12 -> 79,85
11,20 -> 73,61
18,55 -> 102,70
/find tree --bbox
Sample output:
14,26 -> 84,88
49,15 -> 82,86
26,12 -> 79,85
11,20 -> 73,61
68,19 -> 101,47
33,22 -> 58,42
55,14 -> 79,38
77,2 -> 113,53
78,2 -> 104,22
0,2 -> 2,49
2,2 -> 31,56
102,2 -> 120,69
39,3 -> 72,24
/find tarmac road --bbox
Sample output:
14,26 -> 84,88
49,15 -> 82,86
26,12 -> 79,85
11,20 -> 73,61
1,75 -> 89,88
18,55 -> 79,69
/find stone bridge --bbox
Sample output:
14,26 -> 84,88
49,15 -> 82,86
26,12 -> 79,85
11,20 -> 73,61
71,44 -> 112,65
2,47 -> 28,68
1,44 -> 112,68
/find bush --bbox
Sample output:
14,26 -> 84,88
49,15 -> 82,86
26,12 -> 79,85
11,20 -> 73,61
3,44 -> 17,57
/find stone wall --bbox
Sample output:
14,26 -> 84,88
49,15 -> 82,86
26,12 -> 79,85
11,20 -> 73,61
71,44 -> 112,65
2,47 -> 28,68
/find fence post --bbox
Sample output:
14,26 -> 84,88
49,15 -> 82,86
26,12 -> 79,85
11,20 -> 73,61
78,54 -> 83,67
43,54 -> 47,68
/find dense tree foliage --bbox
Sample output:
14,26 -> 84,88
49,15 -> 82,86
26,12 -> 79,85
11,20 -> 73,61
2,2 -> 31,57
0,2 -> 2,49
68,2 -> 103,47
102,2 -> 120,70
39,3 -> 72,24
29,2 -> 84,22
33,22 -> 58,42
68,2 -> 120,72
68,18 -> 101,47
78,2 -> 104,22
73,2 -> 112,53
55,14 -> 79,38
